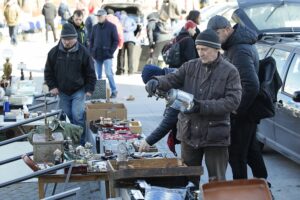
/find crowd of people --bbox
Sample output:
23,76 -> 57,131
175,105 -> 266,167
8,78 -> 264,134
2,0 -> 270,187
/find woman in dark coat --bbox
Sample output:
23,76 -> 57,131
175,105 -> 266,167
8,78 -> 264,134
186,10 -> 201,40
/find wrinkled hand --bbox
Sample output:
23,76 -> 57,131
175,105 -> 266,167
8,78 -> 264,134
183,100 -> 200,114
139,140 -> 151,152
86,92 -> 92,97
145,79 -> 159,97
50,88 -> 59,96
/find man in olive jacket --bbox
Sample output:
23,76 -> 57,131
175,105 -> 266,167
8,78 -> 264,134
146,29 -> 242,183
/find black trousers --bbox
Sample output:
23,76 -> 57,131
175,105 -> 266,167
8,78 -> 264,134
45,20 -> 57,42
8,26 -> 17,45
117,41 -> 134,74
229,118 -> 268,179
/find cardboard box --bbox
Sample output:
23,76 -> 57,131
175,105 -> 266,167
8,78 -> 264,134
129,121 -> 142,134
86,103 -> 127,121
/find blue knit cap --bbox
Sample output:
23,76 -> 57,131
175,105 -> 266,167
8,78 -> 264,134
141,65 -> 165,84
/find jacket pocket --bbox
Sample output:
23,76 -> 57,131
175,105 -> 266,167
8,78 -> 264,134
207,120 -> 230,142
177,114 -> 191,140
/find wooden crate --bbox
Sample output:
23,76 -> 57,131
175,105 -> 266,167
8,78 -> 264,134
107,158 -> 203,181
202,179 -> 272,200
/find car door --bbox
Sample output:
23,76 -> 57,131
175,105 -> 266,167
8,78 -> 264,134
273,51 -> 300,164
257,47 -> 290,144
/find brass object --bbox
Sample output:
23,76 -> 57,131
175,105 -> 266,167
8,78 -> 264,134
3,58 -> 12,80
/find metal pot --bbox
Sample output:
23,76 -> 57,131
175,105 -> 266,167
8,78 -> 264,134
166,89 -> 194,112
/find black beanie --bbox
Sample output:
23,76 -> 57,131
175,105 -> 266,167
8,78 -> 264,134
61,23 -> 78,39
195,29 -> 221,49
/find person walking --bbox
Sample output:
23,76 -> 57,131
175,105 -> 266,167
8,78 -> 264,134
145,29 -> 242,184
58,0 -> 71,25
3,0 -> 20,45
159,0 -> 181,26
117,10 -> 137,75
146,13 -> 171,66
207,15 -> 270,183
85,8 -> 97,44
106,9 -> 124,75
44,23 -> 96,144
42,0 -> 57,42
90,9 -> 119,98
68,10 -> 87,47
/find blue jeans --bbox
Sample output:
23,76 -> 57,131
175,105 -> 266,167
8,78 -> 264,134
95,59 -> 117,93
59,89 -> 86,144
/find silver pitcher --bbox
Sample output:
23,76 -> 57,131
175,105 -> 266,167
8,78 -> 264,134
166,89 -> 194,112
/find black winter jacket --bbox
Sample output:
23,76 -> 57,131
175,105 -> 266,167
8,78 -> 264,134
90,20 -> 119,60
68,18 -> 88,47
170,29 -> 197,68
44,42 -> 96,95
222,24 -> 260,117
42,3 -> 56,22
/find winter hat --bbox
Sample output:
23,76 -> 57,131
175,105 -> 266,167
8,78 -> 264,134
207,15 -> 231,30
141,65 -> 165,84
184,20 -> 197,30
60,23 -> 77,39
195,29 -> 221,49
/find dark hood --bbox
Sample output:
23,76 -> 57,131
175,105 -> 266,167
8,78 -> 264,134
178,28 -> 190,37
222,24 -> 258,50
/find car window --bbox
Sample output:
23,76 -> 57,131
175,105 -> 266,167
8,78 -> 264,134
243,3 -> 300,31
284,54 -> 300,95
255,44 -> 270,59
269,49 -> 290,79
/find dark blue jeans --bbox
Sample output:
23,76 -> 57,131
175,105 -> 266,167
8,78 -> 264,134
8,26 -> 17,45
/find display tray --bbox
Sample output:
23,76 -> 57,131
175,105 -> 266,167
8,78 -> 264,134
107,158 -> 203,181
201,179 -> 272,200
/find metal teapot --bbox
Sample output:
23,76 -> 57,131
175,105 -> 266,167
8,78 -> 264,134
165,89 -> 194,112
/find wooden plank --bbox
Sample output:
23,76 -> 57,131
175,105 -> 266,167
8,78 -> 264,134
109,158 -> 185,170
108,158 -> 203,181
112,166 -> 203,180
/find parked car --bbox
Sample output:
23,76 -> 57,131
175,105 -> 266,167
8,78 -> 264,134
171,2 -> 237,36
234,0 -> 300,164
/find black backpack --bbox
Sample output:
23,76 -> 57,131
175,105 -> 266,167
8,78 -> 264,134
162,36 -> 189,67
248,56 -> 283,122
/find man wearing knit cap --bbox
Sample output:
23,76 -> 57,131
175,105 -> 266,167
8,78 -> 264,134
44,23 -> 96,144
145,29 -> 242,184
164,20 -> 198,68
207,15 -> 269,183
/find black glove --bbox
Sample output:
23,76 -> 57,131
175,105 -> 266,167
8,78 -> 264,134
183,100 -> 200,114
145,79 -> 159,97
